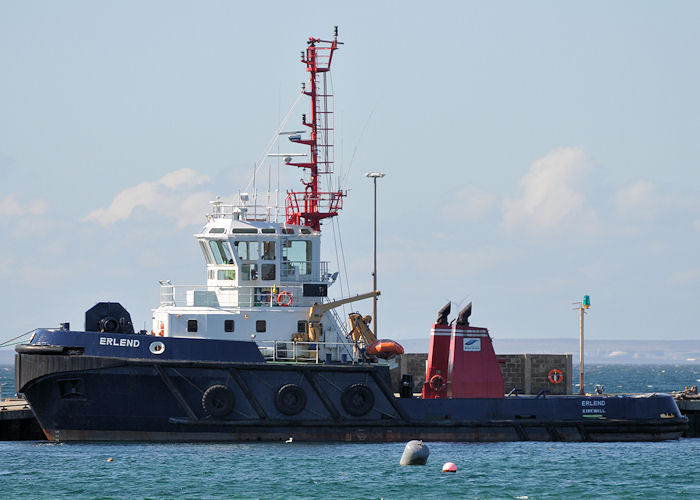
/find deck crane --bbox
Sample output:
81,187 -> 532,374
294,291 -> 380,343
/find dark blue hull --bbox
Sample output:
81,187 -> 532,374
15,330 -> 688,442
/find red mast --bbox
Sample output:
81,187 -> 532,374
285,27 -> 345,231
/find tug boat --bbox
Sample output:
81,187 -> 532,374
15,29 -> 687,442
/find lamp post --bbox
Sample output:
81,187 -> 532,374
365,172 -> 385,337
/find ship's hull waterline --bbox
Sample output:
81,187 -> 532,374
16,351 -> 687,443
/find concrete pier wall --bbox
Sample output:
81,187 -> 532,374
391,353 -> 573,395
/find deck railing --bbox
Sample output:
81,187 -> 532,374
159,284 -> 306,308
257,340 -> 358,364
280,260 -> 329,282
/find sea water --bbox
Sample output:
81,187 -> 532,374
1,364 -> 699,499
1,439 -> 699,499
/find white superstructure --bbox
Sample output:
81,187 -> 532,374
150,194 -> 352,361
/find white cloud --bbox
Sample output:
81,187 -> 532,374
668,269 -> 700,286
614,181 -> 657,218
0,194 -> 48,216
502,147 -> 591,231
442,186 -> 496,221
84,168 -> 212,227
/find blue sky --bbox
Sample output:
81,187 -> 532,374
1,1 -> 699,351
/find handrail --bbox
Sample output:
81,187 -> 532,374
280,260 -> 329,281
257,340 -> 358,364
159,284 -> 306,308
207,202 -> 285,223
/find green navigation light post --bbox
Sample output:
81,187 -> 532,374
575,295 -> 591,395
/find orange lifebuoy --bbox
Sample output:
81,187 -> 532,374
548,368 -> 563,384
276,291 -> 293,307
429,374 -> 445,391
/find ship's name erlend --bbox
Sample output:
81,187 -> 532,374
99,337 -> 140,348
581,400 -> 606,407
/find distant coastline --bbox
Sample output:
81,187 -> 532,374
401,338 -> 700,365
2,338 -> 700,365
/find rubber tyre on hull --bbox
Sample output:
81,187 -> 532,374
202,385 -> 235,418
341,384 -> 374,417
275,384 -> 307,416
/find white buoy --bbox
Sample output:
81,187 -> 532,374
400,440 -> 429,465
442,461 -> 457,472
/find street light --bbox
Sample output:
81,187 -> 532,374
365,172 -> 385,337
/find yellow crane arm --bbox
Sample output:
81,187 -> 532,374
311,290 -> 380,319
303,290 -> 380,342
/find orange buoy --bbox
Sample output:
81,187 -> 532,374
366,339 -> 404,359
442,462 -> 457,472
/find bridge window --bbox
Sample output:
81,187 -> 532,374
282,240 -> 312,275
199,241 -> 213,264
241,263 -> 258,281
232,228 -> 258,234
209,240 -> 234,265
261,228 -> 276,234
217,269 -> 236,280
261,264 -> 275,280
235,241 -> 259,261
262,241 -> 276,260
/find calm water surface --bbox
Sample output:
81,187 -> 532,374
0,440 -> 698,499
